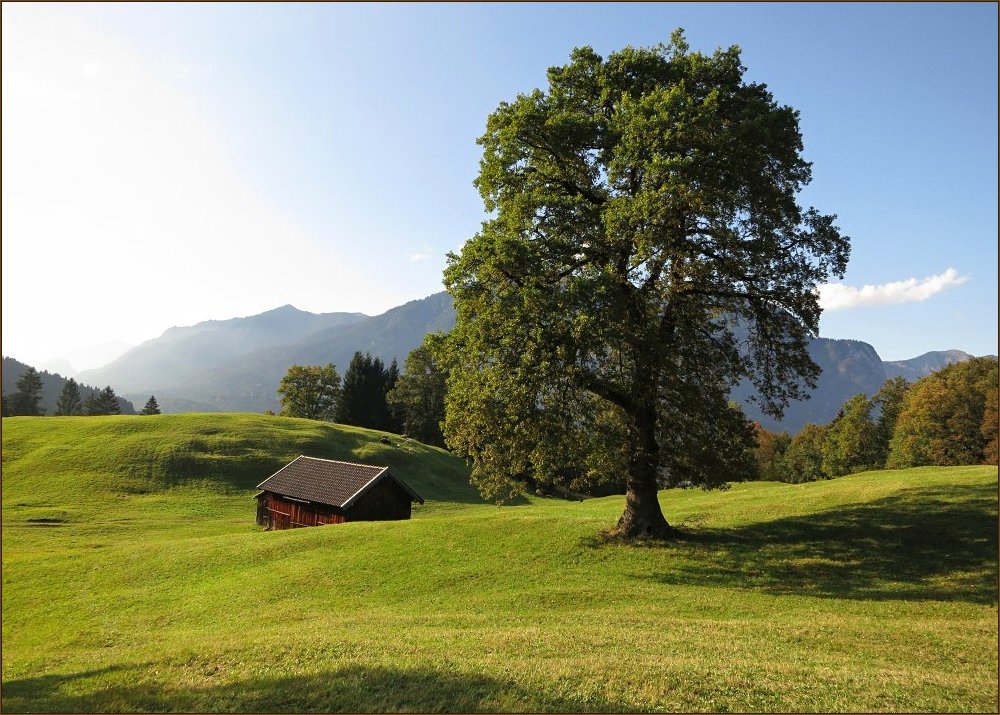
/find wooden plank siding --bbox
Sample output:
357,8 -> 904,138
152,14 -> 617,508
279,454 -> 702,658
256,492 -> 346,530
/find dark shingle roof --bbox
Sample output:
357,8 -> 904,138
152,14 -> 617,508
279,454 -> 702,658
256,456 -> 423,507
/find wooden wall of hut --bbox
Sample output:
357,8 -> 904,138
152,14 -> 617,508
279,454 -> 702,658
346,477 -> 413,522
256,492 -> 346,530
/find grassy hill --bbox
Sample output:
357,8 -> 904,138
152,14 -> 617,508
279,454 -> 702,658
2,415 -> 997,712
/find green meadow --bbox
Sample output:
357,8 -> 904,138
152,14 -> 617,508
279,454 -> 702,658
2,414 -> 997,712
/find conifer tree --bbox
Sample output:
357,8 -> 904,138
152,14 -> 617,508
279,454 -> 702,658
336,352 -> 396,430
85,386 -> 121,416
385,358 -> 402,432
141,395 -> 161,415
13,367 -> 45,416
99,386 -> 121,415
55,378 -> 83,416
83,389 -> 104,416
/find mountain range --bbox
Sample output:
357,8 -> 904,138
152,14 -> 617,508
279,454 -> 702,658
47,292 -> 976,433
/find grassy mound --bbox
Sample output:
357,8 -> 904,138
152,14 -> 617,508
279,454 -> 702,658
2,415 -> 997,712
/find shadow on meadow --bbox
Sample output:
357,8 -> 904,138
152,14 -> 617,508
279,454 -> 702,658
1,662 -> 619,713
601,482 -> 997,604
124,424 -> 507,506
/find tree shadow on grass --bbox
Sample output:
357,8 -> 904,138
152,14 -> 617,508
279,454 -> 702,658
1,663 -> 620,713
599,482 -> 997,604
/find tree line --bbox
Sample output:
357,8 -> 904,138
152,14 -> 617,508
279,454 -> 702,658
277,343 -> 448,446
2,366 -> 160,417
753,357 -> 999,482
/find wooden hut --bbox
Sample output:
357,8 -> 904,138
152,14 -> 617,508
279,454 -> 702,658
255,456 -> 424,530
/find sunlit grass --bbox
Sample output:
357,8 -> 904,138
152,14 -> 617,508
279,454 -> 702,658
2,415 -> 997,712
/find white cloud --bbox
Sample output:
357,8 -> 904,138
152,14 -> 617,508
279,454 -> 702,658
819,268 -> 969,312
409,244 -> 432,262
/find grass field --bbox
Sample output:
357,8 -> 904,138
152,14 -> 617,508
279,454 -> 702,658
2,414 -> 997,712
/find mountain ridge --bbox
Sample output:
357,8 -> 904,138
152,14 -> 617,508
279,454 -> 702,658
56,292 -> 982,432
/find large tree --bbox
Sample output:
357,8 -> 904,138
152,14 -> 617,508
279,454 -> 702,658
442,32 -> 849,538
277,364 -> 341,421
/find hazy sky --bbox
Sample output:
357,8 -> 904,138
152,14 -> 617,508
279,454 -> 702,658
3,3 -> 997,371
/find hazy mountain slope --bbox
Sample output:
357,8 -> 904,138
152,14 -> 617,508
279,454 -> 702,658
79,306 -> 367,393
171,292 -> 457,412
1,357 -> 137,415
734,338 -> 888,433
69,290 -> 977,430
883,349 -> 974,382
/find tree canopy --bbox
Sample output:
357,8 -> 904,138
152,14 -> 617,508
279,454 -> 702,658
888,357 -> 998,468
387,334 -> 449,447
278,364 -> 341,421
442,31 -> 850,538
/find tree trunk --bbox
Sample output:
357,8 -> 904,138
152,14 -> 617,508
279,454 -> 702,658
610,400 -> 677,541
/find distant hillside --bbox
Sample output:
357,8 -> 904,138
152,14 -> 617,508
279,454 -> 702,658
1,357 -> 137,415
71,291 -> 979,431
883,349 -> 975,382
172,292 -> 456,412
79,305 -> 368,394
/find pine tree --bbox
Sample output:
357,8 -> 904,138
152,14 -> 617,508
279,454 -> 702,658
13,367 -> 45,416
55,378 -> 83,416
83,389 -> 103,416
336,352 -> 394,430
141,395 -> 161,415
99,386 -> 121,415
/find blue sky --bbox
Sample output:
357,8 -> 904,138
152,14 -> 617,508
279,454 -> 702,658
2,2 -> 996,369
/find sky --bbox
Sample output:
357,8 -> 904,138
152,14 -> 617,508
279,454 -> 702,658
2,2 -> 997,372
